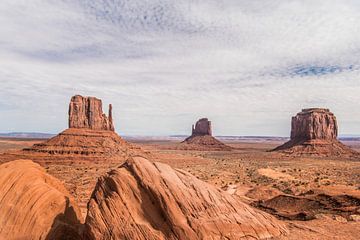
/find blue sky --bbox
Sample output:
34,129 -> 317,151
1,0 -> 360,136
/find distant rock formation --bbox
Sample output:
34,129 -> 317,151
69,95 -> 114,131
290,108 -> 337,141
192,118 -> 212,136
0,160 -> 82,240
273,108 -> 357,156
83,157 -> 287,239
24,95 -> 143,158
179,118 -> 232,151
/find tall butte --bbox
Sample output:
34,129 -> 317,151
68,95 -> 114,131
273,108 -> 358,156
24,95 -> 140,159
179,118 -> 232,151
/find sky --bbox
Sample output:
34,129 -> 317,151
1,0 -> 360,136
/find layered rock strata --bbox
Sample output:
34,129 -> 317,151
83,157 -> 287,240
24,128 -> 135,157
0,160 -> 82,240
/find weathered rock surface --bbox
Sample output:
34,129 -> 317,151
69,95 -> 114,131
290,108 -> 337,141
273,108 -> 358,156
83,157 -> 287,240
25,128 -> 137,157
0,160 -> 82,240
192,118 -> 212,136
180,118 -> 232,151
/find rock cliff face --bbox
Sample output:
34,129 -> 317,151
274,108 -> 357,156
83,157 -> 287,240
69,95 -> 114,131
192,118 -> 212,136
290,108 -> 337,141
0,160 -> 82,240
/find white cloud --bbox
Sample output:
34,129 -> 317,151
0,0 -> 360,136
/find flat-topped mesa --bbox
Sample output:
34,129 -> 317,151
69,95 -> 114,131
191,118 -> 212,136
290,108 -> 337,141
273,108 -> 358,157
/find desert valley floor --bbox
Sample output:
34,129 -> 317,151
1,137 -> 360,239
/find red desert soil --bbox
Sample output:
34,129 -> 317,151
1,137 -> 360,239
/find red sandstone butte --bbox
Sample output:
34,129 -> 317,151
24,95 -> 144,158
273,108 -> 358,156
192,118 -> 212,136
69,95 -> 114,131
179,118 -> 232,151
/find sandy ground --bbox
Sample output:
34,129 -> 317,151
0,137 -> 360,239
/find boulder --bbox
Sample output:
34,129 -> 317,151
69,95 -> 114,131
83,157 -> 287,240
0,160 -> 82,240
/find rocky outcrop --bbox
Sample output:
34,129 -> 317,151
24,95 -> 144,158
180,135 -> 233,151
180,118 -> 232,151
69,95 -> 114,131
290,108 -> 337,141
0,160 -> 82,240
192,118 -> 212,136
256,193 -> 360,221
273,108 -> 357,156
83,157 -> 287,239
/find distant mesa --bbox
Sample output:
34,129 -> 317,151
83,157 -> 287,239
273,108 -> 358,156
23,95 -> 142,158
191,117 -> 212,136
178,118 -> 232,151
